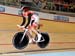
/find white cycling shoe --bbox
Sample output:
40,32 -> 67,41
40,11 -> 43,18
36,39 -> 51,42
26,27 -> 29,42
36,34 -> 42,42
29,39 -> 33,44
29,34 -> 44,43
35,34 -> 45,43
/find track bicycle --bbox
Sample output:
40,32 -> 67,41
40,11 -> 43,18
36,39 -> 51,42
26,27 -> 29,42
12,24 -> 50,50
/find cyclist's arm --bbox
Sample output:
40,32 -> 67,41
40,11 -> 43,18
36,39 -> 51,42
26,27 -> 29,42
25,13 -> 32,28
20,9 -> 26,26
20,16 -> 26,26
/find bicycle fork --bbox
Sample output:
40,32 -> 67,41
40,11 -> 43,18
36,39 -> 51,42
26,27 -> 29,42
19,29 -> 28,43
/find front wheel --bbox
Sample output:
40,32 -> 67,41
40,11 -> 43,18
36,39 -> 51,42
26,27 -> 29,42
12,32 -> 29,50
37,32 -> 50,48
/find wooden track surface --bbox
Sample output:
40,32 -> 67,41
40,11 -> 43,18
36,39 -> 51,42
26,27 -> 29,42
0,14 -> 75,54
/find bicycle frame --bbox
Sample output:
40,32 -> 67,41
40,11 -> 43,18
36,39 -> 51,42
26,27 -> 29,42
19,23 -> 45,43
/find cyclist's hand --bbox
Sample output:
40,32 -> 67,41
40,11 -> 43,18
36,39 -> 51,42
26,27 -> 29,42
17,25 -> 25,30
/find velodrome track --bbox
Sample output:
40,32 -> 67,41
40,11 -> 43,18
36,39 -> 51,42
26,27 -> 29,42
0,13 -> 75,56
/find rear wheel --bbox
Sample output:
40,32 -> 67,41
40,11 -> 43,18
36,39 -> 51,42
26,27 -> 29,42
12,32 -> 29,50
37,32 -> 50,48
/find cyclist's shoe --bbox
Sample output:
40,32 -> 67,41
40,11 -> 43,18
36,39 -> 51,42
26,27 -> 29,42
29,38 -> 36,44
36,34 -> 42,42
29,39 -> 32,44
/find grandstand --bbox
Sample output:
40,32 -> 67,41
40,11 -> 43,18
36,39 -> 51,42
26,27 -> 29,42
0,0 -> 75,16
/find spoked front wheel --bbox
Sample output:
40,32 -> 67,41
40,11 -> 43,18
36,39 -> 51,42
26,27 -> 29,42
12,32 -> 29,50
37,32 -> 50,48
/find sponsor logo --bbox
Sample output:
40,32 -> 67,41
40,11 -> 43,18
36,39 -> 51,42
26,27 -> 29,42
0,6 -> 5,12
54,15 -> 69,22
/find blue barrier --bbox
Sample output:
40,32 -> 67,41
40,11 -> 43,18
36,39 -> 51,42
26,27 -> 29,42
0,6 -> 5,12
54,15 -> 69,22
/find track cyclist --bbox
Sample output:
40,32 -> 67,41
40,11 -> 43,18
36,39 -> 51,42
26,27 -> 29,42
17,6 -> 42,43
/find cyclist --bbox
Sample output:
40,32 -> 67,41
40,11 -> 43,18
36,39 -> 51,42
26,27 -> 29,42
17,6 -> 42,43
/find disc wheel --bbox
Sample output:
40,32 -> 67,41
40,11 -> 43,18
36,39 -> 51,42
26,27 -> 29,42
37,32 -> 50,48
12,32 -> 29,50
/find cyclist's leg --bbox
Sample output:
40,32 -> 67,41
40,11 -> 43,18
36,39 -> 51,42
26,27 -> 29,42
28,29 -> 33,43
30,23 -> 42,42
